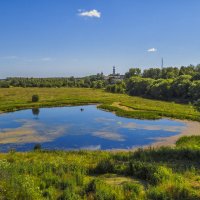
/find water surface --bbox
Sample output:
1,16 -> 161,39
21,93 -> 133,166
0,105 -> 186,151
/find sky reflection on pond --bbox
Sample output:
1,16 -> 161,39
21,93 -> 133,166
0,105 -> 186,152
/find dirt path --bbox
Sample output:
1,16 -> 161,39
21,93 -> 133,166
112,102 -> 135,111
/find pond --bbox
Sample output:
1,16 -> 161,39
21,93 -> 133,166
0,105 -> 186,152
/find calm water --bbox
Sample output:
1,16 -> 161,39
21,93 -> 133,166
0,105 -> 186,152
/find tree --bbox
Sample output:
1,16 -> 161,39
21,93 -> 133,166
33,144 -> 42,151
125,68 -> 141,78
126,77 -> 154,96
148,79 -> 173,100
196,64 -> 200,72
143,68 -> 162,79
171,75 -> 192,99
161,67 -> 179,79
106,81 -> 125,94
179,65 -> 196,76
188,81 -> 200,100
192,72 -> 200,81
0,81 -> 10,88
32,95 -> 39,102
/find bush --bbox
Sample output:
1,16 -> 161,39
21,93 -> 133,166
42,173 -> 60,188
86,179 -> 123,200
123,182 -> 145,200
33,143 -> 42,151
58,189 -> 81,200
147,181 -> 199,200
42,187 -> 57,199
127,161 -> 172,185
94,159 -> 115,174
32,94 -> 39,102
132,146 -> 200,162
4,175 -> 43,200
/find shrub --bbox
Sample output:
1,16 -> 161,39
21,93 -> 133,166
127,161 -> 172,185
75,172 -> 84,186
132,146 -> 200,162
123,182 -> 145,200
58,177 -> 76,190
94,159 -> 115,174
5,175 -> 43,200
86,179 -> 123,200
42,173 -> 60,188
32,94 -> 39,102
58,189 -> 81,200
33,143 -> 42,151
147,181 -> 199,200
42,187 -> 57,199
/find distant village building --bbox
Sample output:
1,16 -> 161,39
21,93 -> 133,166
104,66 -> 124,84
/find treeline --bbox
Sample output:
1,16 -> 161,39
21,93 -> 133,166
128,65 -> 200,80
0,73 -> 105,88
106,65 -> 200,103
1,64 -> 200,103
126,75 -> 200,101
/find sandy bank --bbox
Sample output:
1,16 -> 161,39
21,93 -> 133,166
151,120 -> 200,147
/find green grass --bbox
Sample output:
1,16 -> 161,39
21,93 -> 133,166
0,87 -> 199,121
0,88 -> 200,199
176,136 -> 200,149
0,137 -> 200,199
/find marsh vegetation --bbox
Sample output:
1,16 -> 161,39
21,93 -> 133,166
0,86 -> 199,199
0,136 -> 200,200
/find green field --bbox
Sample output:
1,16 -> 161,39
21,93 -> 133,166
0,136 -> 200,200
0,88 -> 200,199
0,87 -> 200,121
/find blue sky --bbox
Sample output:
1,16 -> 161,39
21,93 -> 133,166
0,0 -> 200,78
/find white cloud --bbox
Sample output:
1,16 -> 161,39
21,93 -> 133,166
78,9 -> 101,18
147,48 -> 157,52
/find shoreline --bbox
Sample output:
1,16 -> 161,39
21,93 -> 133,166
0,102 -> 200,151
150,119 -> 200,148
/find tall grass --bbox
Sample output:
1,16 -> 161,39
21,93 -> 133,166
176,136 -> 200,149
0,137 -> 200,199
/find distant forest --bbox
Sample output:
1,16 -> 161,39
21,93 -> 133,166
1,64 -> 200,104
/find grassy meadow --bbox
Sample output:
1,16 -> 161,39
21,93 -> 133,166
0,88 -> 200,199
0,87 -> 199,121
0,136 -> 200,200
